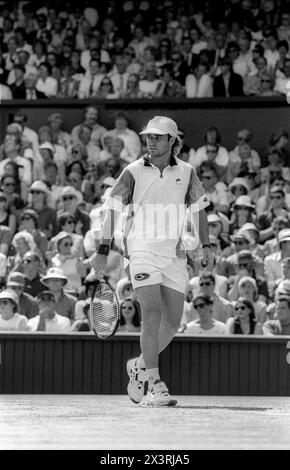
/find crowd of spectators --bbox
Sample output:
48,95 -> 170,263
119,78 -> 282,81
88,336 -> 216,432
0,1 -> 290,100
0,103 -> 288,337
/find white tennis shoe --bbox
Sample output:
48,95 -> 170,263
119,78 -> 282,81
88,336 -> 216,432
126,357 -> 147,404
140,380 -> 177,407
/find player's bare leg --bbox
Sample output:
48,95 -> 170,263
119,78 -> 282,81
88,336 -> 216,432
132,284 -> 179,406
158,285 -> 184,353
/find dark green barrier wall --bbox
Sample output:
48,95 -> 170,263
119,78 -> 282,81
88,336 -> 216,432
0,333 -> 289,395
1,97 -> 290,162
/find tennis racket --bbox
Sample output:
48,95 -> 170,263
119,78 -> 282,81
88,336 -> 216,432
89,275 -> 120,340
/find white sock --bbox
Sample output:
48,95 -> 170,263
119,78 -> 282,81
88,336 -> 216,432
147,368 -> 160,389
139,355 -> 145,369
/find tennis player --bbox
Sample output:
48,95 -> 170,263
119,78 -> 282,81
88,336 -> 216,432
91,116 -> 213,406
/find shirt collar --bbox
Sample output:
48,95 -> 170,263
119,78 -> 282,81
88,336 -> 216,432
143,154 -> 177,167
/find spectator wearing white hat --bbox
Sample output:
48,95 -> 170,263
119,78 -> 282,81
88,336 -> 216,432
229,195 -> 256,235
50,232 -> 87,295
0,289 -> 30,331
228,177 -> 250,205
41,267 -> 77,321
265,229 -> 290,297
57,186 -> 90,236
207,212 -> 230,251
27,181 -> 57,238
6,271 -> 39,319
28,290 -> 71,332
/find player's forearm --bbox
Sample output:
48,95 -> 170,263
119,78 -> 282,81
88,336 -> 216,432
99,209 -> 121,247
198,209 -> 210,246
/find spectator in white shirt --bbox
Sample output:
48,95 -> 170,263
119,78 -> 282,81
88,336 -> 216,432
28,290 -> 71,332
185,62 -> 213,98
139,62 -> 162,98
0,289 -> 29,331
194,126 -> 229,172
128,25 -> 155,60
36,61 -> 58,97
105,111 -> 141,163
110,55 -> 129,97
0,83 -> 12,100
274,58 -> 290,95
264,31 -> 280,70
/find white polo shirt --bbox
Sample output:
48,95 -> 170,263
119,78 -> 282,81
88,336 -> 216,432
104,154 -> 209,258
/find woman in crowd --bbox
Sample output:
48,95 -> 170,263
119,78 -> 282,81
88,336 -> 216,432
229,195 -> 256,235
225,297 -> 263,335
118,297 -> 141,333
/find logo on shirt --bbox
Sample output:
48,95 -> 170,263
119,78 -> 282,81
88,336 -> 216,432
134,273 -> 150,281
176,178 -> 181,184
204,197 -> 208,202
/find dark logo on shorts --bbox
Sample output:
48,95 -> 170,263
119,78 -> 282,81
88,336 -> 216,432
134,273 -> 150,281
176,178 -> 181,184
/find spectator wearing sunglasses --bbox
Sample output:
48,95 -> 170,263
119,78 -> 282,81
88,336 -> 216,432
227,249 -> 268,302
48,212 -> 85,259
194,127 -> 229,175
119,297 -> 141,333
183,294 -> 226,336
58,186 -> 90,237
21,250 -> 47,298
225,297 -> 262,335
228,276 -> 267,324
229,195 -> 256,235
257,186 -> 290,242
197,161 -> 230,214
50,232 -> 87,295
193,272 -> 233,323
95,76 -> 118,99
227,129 -> 261,182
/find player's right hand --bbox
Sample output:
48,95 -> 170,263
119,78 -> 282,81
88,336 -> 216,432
90,253 -> 108,279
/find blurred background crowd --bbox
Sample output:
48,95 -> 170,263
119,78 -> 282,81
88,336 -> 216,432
0,1 -> 289,338
0,0 -> 290,99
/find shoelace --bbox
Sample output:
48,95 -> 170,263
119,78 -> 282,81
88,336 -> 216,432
150,380 -> 169,395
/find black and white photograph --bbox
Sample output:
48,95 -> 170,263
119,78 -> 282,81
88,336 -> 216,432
0,0 -> 290,456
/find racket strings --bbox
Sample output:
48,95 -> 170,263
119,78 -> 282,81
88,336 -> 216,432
90,283 -> 119,339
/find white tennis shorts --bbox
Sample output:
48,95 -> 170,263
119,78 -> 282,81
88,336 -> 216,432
129,250 -> 187,293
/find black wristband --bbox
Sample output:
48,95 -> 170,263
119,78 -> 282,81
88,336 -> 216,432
202,244 -> 211,249
97,244 -> 110,256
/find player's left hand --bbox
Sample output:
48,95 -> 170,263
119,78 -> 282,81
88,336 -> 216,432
201,246 -> 214,271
